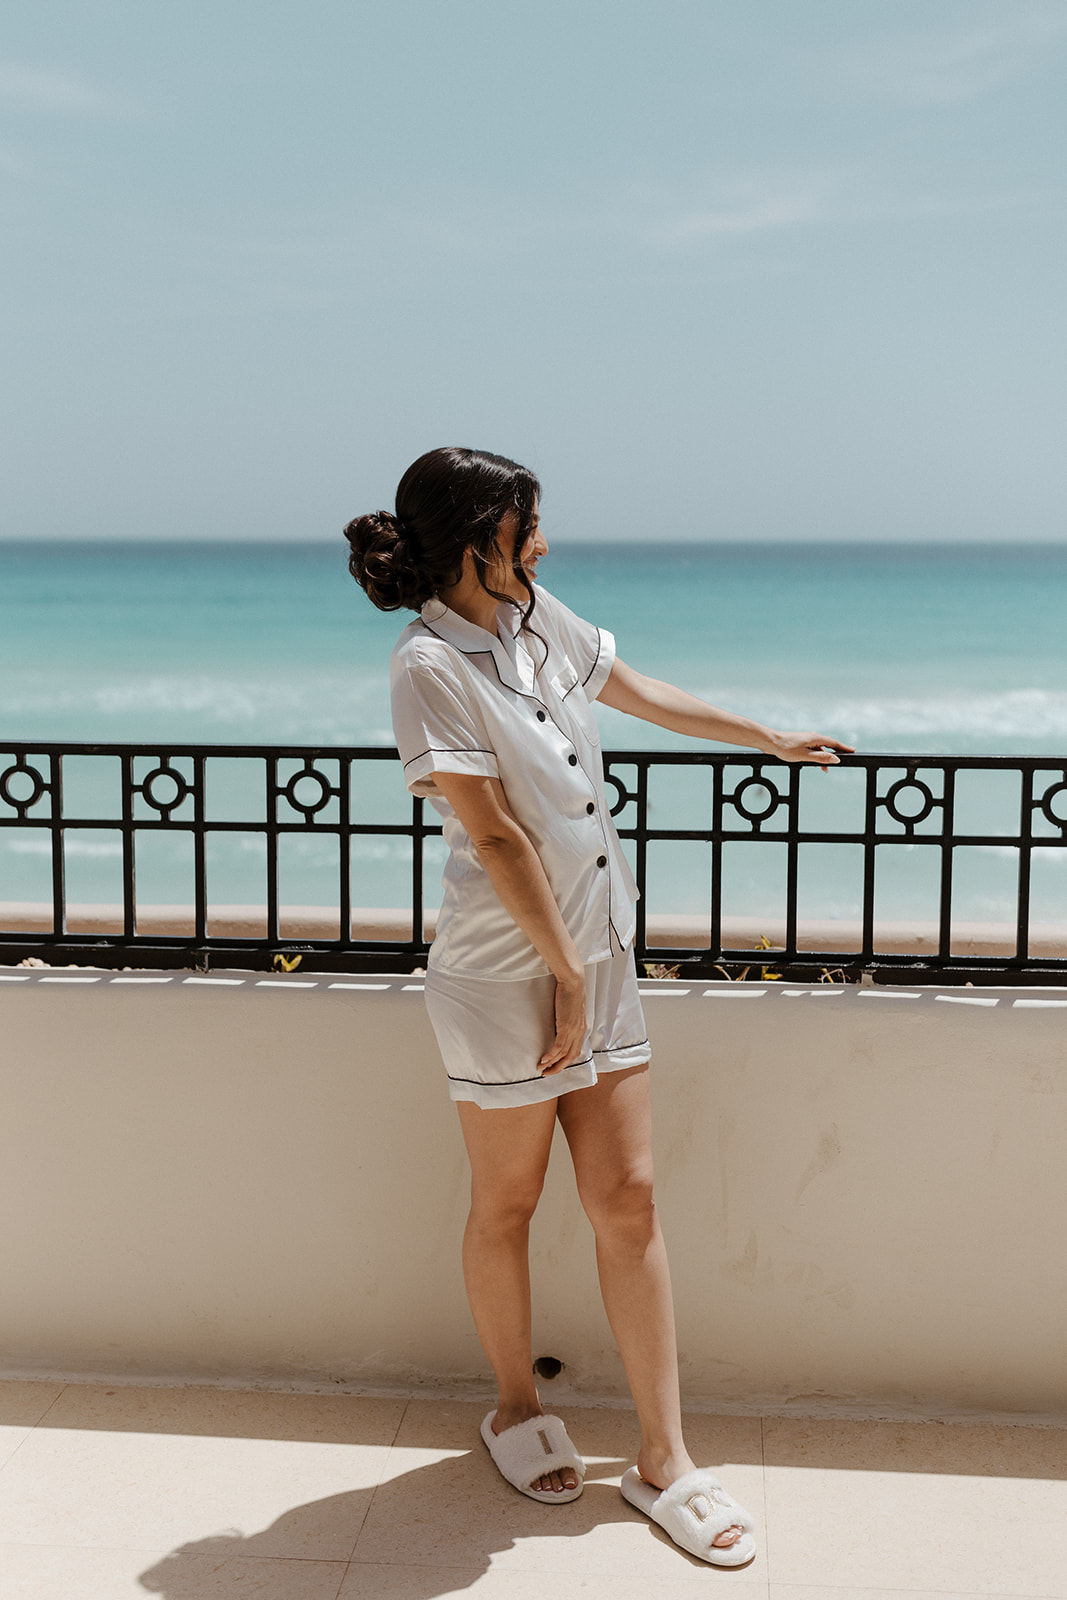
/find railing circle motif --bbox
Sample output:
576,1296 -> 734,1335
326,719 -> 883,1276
883,777 -> 935,826
1039,780 -> 1067,830
141,766 -> 190,815
731,777 -> 780,823
284,767 -> 332,816
0,761 -> 45,814
604,772 -> 632,818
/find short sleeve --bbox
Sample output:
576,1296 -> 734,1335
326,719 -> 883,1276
533,587 -> 616,702
390,649 -> 500,798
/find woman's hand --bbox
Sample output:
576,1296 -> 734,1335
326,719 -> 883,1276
539,974 -> 589,1076
760,731 -> 855,769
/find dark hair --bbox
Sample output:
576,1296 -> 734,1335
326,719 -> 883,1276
343,447 -> 542,622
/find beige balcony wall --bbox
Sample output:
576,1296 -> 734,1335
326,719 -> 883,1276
0,970 -> 1065,1420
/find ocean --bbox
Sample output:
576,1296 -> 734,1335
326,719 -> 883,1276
4,540 -> 1067,752
2,540 -> 1066,927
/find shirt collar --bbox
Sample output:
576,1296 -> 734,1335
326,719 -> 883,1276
420,596 -> 536,694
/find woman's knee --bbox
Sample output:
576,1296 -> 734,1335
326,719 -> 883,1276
579,1168 -> 657,1243
469,1174 -> 545,1235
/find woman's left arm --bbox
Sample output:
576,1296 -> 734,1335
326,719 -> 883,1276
599,657 -> 854,765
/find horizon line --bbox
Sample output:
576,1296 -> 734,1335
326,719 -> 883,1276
3,534 -> 1067,549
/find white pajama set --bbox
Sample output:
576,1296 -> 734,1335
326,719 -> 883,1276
390,586 -> 651,1109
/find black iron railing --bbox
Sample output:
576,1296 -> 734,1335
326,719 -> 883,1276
1,742 -> 1065,983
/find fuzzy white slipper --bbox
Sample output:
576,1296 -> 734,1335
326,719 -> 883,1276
620,1465 -> 756,1567
480,1411 -> 585,1503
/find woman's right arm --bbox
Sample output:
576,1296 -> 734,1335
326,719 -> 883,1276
430,770 -> 588,1076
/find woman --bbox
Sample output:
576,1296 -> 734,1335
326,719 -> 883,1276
345,447 -> 851,1569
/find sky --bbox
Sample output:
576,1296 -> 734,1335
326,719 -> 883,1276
1,0 -> 1066,543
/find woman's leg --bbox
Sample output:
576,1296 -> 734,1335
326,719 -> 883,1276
556,1064 -> 743,1547
455,1096 -> 578,1494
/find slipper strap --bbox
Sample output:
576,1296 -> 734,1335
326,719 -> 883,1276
508,1414 -> 584,1480
481,1411 -> 584,1494
652,1468 -> 754,1554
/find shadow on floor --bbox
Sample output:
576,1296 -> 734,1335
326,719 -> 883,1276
136,1450 -> 652,1600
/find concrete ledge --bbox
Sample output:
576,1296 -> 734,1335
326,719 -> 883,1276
1,967 -> 1065,1419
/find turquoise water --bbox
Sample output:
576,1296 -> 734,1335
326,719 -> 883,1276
2,541 -> 1066,925
3,541 -> 1067,751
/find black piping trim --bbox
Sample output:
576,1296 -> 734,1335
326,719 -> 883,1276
447,1056 -> 593,1086
581,629 -> 605,689
420,616 -> 598,732
552,658 -> 582,702
421,622 -> 551,713
421,608 -> 603,699
419,621 -> 493,657
484,649 -> 555,714
403,745 -> 495,769
593,1038 -> 650,1055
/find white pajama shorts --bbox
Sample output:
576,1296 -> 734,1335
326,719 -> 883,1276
424,942 -> 651,1110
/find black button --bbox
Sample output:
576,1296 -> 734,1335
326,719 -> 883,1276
596,855 -> 607,868
567,754 -> 578,766
586,802 -> 595,814
536,710 -> 546,721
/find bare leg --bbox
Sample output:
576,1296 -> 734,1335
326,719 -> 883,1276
455,1096 -> 579,1495
556,1064 -> 743,1549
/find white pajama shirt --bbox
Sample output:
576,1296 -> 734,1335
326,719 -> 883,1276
390,586 -> 651,1107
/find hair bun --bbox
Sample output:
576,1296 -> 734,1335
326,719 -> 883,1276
343,508 -> 430,612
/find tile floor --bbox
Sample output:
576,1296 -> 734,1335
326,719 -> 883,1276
0,1380 -> 1064,1599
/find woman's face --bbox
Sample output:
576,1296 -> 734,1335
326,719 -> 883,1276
492,505 -> 548,600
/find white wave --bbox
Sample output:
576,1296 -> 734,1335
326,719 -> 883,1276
0,672 -> 391,724
981,844 -> 1067,862
690,687 -> 1067,742
6,838 -> 121,858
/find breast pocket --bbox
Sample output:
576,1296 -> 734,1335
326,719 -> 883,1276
552,662 -> 600,748
550,661 -> 580,699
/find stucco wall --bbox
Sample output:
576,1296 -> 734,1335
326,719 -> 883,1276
1,966 -> 1065,1419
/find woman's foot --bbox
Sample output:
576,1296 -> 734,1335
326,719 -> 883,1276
491,1405 -> 581,1495
636,1445 -> 744,1550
